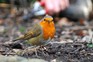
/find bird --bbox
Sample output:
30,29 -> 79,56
13,15 -> 55,46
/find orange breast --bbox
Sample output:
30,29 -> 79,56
40,21 -> 55,40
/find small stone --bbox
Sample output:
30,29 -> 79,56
0,26 -> 5,33
13,49 -> 22,53
7,56 -> 17,62
28,58 -> 48,62
0,55 -> 8,62
51,59 -> 57,62
67,39 -> 73,43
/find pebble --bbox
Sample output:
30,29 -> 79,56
0,55 -> 47,62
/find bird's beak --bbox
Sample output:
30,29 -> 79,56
48,20 -> 51,23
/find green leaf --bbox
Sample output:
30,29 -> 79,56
87,43 -> 93,48
19,26 -> 25,33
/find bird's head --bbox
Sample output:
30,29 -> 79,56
42,15 -> 53,23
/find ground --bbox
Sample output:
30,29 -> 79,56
0,17 -> 93,62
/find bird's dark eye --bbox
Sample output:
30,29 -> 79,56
44,19 -> 47,21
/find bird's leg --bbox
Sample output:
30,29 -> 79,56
34,46 -> 39,57
27,46 -> 40,57
35,46 -> 45,58
38,38 -> 52,51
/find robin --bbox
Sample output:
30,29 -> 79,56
13,15 -> 55,46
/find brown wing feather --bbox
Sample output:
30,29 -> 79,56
13,23 -> 42,41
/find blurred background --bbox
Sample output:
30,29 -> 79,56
0,0 -> 92,43
0,0 -> 93,62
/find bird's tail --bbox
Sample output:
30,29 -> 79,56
13,35 -> 24,41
